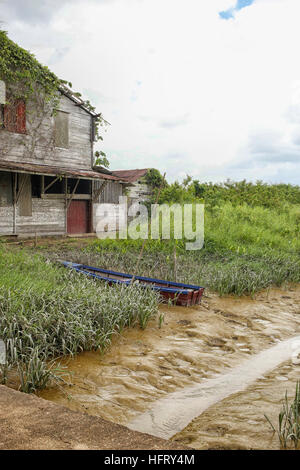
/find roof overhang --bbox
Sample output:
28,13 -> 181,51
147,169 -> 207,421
59,86 -> 110,125
111,168 -> 149,183
0,161 -> 124,182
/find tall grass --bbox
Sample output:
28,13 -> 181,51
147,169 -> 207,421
0,248 -> 159,392
157,178 -> 300,209
265,382 -> 300,449
38,202 -> 300,296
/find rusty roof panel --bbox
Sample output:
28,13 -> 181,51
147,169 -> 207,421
112,168 -> 149,183
0,161 -> 125,182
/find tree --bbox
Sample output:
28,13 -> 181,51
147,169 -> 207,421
144,168 -> 167,189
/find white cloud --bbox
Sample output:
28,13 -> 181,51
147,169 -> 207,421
2,0 -> 300,183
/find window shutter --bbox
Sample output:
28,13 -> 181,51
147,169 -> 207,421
16,100 -> 26,134
3,99 -> 26,134
3,102 -> 15,132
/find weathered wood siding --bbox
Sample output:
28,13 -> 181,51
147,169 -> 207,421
94,180 -> 123,204
0,94 -> 93,170
92,182 -> 123,234
16,198 -> 65,235
127,182 -> 151,202
0,170 -> 66,236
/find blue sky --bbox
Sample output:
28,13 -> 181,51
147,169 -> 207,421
219,0 -> 255,20
1,0 -> 300,184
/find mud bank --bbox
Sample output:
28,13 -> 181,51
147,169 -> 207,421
172,361 -> 300,450
39,287 -> 300,449
0,385 -> 185,450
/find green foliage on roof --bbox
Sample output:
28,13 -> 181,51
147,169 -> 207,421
0,30 -> 107,141
0,30 -> 65,103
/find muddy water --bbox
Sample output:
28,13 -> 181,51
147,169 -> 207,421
39,287 -> 300,450
127,336 -> 300,438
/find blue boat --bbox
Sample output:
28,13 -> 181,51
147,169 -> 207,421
61,261 -> 205,306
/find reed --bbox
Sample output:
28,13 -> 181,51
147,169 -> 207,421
0,248 -> 159,392
41,242 -> 300,297
34,200 -> 300,297
265,381 -> 300,449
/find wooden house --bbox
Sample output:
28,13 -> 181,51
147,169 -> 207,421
0,61 -> 127,237
111,169 -> 151,205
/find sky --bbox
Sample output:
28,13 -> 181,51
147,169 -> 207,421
1,0 -> 300,184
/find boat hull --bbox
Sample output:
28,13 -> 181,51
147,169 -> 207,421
61,262 -> 205,306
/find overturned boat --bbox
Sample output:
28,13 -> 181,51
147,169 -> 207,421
61,261 -> 205,307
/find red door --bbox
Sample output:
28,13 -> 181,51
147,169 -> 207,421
67,200 -> 89,234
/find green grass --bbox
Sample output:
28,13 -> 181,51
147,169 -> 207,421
37,202 -> 300,296
156,179 -> 300,209
0,248 -> 159,392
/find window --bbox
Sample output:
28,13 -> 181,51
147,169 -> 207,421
31,175 -> 42,198
0,98 -> 26,134
54,110 -> 69,148
68,178 -> 91,195
44,175 -> 64,194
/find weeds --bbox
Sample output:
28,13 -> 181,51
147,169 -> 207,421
37,201 -> 300,297
265,381 -> 300,449
158,313 -> 165,329
42,243 -> 300,297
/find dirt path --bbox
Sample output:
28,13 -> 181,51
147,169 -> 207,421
38,286 -> 300,449
0,385 -> 187,450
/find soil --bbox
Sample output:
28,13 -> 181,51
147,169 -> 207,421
38,285 -> 300,450
0,385 -> 187,450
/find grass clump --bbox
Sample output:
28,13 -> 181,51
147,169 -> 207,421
265,381 -> 300,449
0,248 -> 159,393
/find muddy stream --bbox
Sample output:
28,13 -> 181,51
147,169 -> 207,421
39,287 -> 300,450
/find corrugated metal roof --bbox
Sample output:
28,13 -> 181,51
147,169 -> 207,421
112,168 -> 149,183
0,161 -> 125,182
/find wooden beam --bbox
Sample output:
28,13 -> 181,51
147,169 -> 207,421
64,177 -> 68,235
66,178 -> 80,211
44,175 -> 61,193
41,175 -> 45,196
13,173 -> 17,235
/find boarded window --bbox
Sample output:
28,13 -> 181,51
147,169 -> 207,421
18,174 -> 32,217
54,111 -> 69,148
2,99 -> 26,134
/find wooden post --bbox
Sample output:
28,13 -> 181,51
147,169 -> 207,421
174,242 -> 177,282
41,175 -> 45,196
66,178 -> 80,212
13,173 -> 17,235
64,177 -> 68,236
